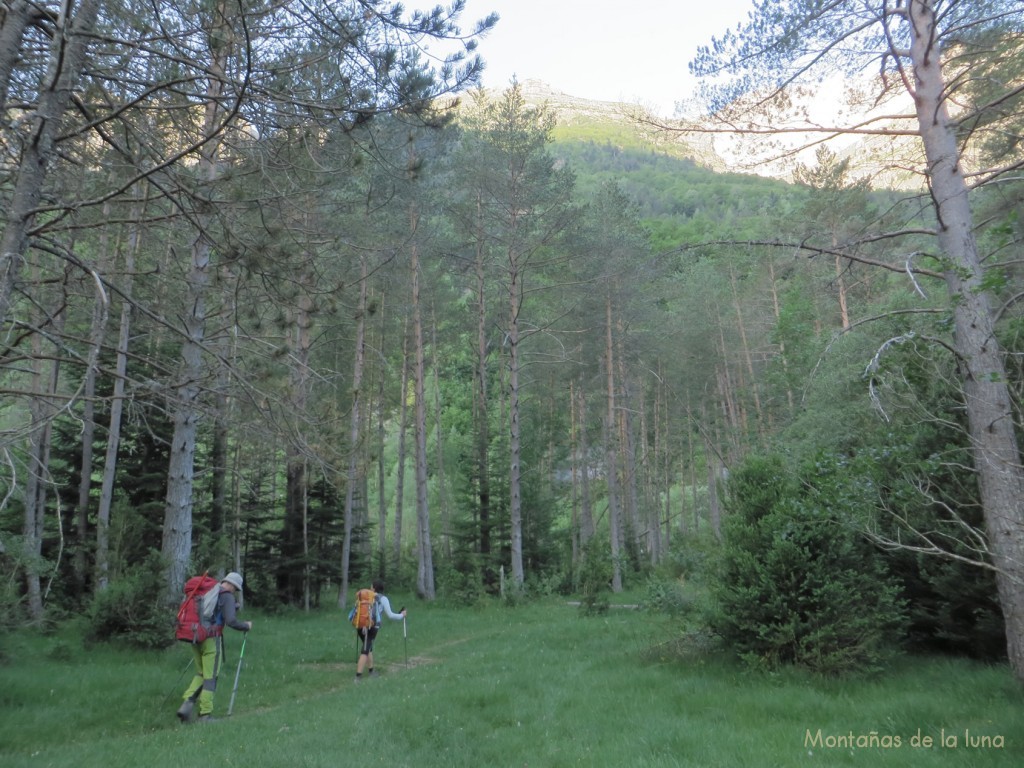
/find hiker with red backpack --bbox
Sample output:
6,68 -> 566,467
350,579 -> 405,683
176,571 -> 252,723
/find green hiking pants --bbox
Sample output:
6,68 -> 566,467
182,636 -> 222,716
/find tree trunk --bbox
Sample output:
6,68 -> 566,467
302,461 -> 310,612
767,259 -> 795,415
507,247 -> 525,589
411,207 -> 435,599
615,315 -> 642,562
729,265 -> 763,432
474,206 -> 493,581
340,255 -> 369,609
0,0 -> 102,325
431,307 -> 452,559
576,379 -> 596,548
703,403 -> 722,542
908,0 -> 1024,682
76,221 -> 110,594
96,212 -> 140,593
376,291 -> 388,575
604,294 -> 623,592
0,0 -> 34,114
23,305 -> 63,621
392,320 -> 410,577
160,8 -> 232,599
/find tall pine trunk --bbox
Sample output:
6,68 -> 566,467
96,211 -> 140,593
339,255 -> 369,609
410,204 -> 435,599
161,6 -> 232,598
507,246 -> 525,588
392,320 -> 410,577
604,294 -> 623,592
908,0 -> 1024,681
474,204 -> 493,582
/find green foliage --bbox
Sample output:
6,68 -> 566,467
854,441 -> 1006,660
642,576 -> 693,617
83,552 -> 173,650
0,536 -> 27,640
433,554 -> 489,608
712,454 -> 907,675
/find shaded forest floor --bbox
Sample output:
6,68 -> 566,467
1,594 -> 1022,767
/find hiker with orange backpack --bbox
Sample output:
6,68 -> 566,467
350,579 -> 405,683
176,572 -> 252,723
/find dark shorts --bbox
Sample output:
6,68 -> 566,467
356,626 -> 379,654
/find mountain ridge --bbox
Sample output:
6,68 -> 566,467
488,78 -> 729,174
494,79 -> 923,190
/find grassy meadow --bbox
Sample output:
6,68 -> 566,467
1,594 -> 1022,767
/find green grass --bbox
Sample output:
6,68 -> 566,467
1,595 -> 1022,767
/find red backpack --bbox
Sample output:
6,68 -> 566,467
175,574 -> 223,643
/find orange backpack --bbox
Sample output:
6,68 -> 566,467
349,588 -> 378,630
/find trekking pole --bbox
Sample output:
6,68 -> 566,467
403,615 -> 408,668
157,657 -> 194,717
227,633 -> 247,716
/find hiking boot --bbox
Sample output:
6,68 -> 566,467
176,699 -> 195,723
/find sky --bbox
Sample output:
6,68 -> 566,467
452,0 -> 758,117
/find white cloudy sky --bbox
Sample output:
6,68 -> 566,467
451,0 -> 758,117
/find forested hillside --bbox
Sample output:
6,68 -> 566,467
2,0 -> 1023,684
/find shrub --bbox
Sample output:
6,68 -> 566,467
642,576 -> 693,617
84,552 -> 173,649
711,453 -> 906,675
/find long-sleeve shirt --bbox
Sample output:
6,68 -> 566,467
217,589 -> 249,632
375,594 -> 404,624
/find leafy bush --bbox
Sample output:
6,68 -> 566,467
642,577 -> 693,617
84,553 -> 173,649
434,556 -> 490,608
711,453 -> 907,675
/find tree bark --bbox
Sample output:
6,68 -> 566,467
576,379 -> 596,549
0,0 -> 102,326
507,244 -> 525,589
0,0 -> 34,115
604,294 -> 623,592
474,202 -> 493,581
908,0 -> 1024,681
392,320 -> 410,577
23,302 -> 63,621
160,4 -> 233,599
410,205 -> 435,599
431,307 -> 451,560
76,220 -> 111,593
96,211 -> 140,593
376,291 -> 388,575
340,254 -> 369,609
615,314 -> 642,562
